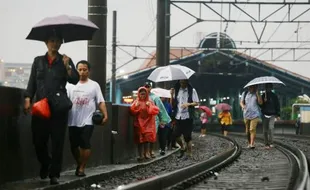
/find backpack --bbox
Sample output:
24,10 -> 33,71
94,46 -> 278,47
242,90 -> 248,105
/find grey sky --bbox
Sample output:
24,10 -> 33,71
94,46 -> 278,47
1,0 -> 310,79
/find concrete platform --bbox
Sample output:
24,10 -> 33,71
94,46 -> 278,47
0,148 -> 179,190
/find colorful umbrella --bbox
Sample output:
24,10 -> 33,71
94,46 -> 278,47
215,103 -> 231,111
198,106 -> 212,117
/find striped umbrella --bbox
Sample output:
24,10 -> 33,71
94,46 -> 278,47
244,76 -> 285,89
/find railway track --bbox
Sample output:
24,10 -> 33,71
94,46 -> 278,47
116,133 -> 310,190
116,134 -> 241,190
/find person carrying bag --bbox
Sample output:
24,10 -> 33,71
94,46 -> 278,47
24,33 -> 79,185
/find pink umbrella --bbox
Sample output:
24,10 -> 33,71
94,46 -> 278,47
198,106 -> 212,117
215,103 -> 231,111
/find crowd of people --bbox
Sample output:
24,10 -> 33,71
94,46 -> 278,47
130,80 -> 199,160
23,32 -> 282,186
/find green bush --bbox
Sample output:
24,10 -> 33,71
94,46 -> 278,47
280,106 -> 292,120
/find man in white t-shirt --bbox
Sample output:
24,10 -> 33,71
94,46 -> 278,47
67,60 -> 108,177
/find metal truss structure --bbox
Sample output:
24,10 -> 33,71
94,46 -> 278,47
115,0 -> 310,71
170,0 -> 310,40
117,44 -> 310,62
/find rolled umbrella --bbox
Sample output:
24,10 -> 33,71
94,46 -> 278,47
215,103 -> 231,111
147,65 -> 195,82
244,76 -> 285,89
26,14 -> 99,43
198,106 -> 212,117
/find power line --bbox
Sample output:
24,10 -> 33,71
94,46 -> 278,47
252,0 -> 297,57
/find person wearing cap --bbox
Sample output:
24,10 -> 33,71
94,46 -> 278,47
144,82 -> 171,156
67,60 -> 108,177
170,80 -> 199,158
24,33 -> 79,185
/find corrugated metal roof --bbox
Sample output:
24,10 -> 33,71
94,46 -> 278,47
234,51 -> 310,82
119,48 -> 310,83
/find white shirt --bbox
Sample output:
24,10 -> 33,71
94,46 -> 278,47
67,79 -> 105,127
175,87 -> 199,120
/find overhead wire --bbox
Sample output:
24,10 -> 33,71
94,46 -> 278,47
252,0 -> 297,57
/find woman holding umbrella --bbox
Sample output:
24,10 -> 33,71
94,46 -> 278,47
218,110 -> 232,136
199,106 -> 212,137
23,15 -> 99,185
216,103 -> 232,136
24,32 -> 79,185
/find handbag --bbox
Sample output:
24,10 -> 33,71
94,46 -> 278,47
92,110 -> 104,125
35,57 -> 73,115
47,90 -> 73,113
31,98 -> 51,119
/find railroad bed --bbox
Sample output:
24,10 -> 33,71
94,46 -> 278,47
115,133 -> 309,190
188,136 -> 292,190
73,134 -> 232,190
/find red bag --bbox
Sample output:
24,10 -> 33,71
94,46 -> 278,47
31,98 -> 51,119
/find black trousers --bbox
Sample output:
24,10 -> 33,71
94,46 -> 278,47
158,127 -> 169,151
31,114 -> 68,178
167,127 -> 176,147
174,119 -> 194,143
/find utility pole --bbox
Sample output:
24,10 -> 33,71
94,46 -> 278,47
164,0 -> 171,88
111,11 -> 117,103
156,0 -> 167,88
88,0 -> 107,97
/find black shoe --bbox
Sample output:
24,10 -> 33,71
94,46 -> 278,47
160,150 -> 165,155
40,164 -> 49,179
50,177 -> 59,185
177,149 -> 185,158
75,166 -> 79,176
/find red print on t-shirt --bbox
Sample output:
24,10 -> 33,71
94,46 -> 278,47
74,97 -> 90,106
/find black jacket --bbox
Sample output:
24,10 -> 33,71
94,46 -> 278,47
261,91 -> 280,117
25,53 -> 79,102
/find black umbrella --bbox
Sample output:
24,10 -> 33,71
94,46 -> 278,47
26,14 -> 99,43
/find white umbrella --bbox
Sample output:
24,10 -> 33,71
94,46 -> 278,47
244,76 -> 285,88
147,65 -> 195,82
151,88 -> 171,98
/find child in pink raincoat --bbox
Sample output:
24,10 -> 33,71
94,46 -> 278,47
130,87 -> 159,161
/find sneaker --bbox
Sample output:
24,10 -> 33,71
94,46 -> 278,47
247,144 -> 251,148
160,150 -> 165,155
201,134 -> 206,137
269,144 -> 274,148
250,144 -> 255,149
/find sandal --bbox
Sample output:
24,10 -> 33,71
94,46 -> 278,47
76,171 -> 86,177
151,153 -> 156,158
137,157 -> 144,162
144,155 -> 151,160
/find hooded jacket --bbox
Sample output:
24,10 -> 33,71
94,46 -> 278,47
130,87 -> 159,143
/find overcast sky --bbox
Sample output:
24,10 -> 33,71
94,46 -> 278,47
1,0 -> 310,79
